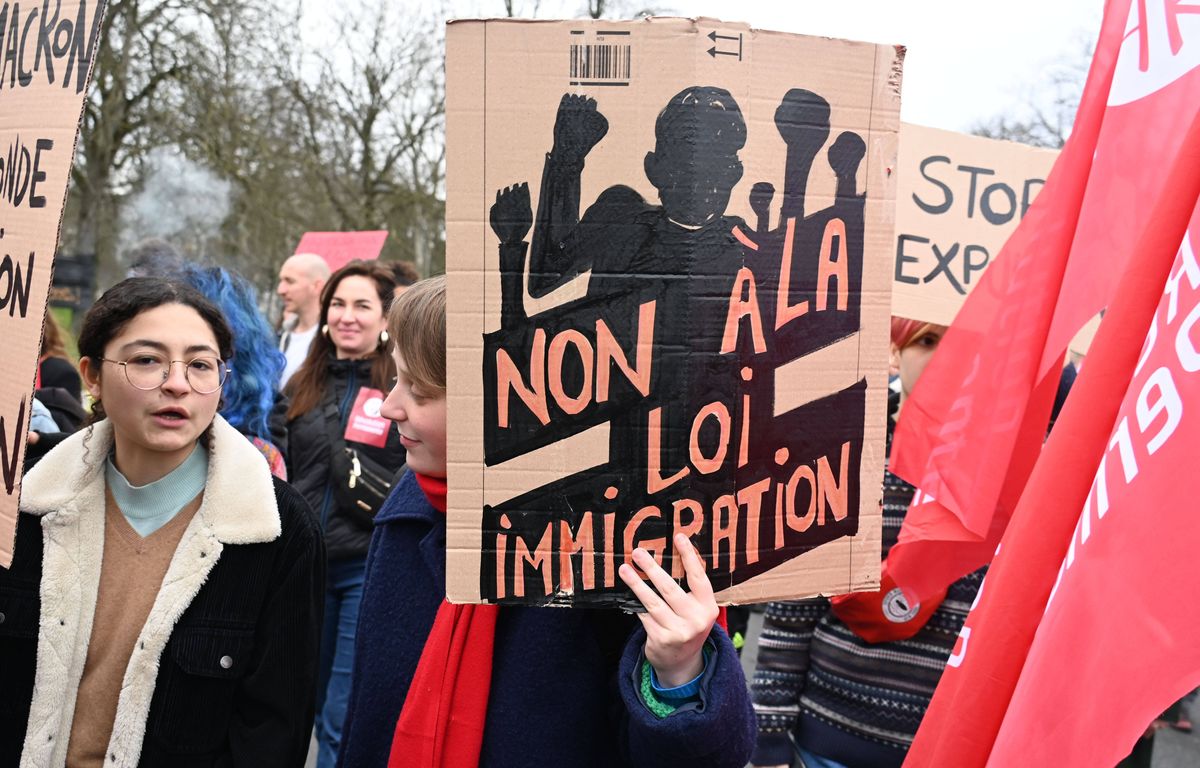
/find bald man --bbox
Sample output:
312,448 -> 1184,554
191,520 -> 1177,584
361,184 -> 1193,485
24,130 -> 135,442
277,252 -> 331,386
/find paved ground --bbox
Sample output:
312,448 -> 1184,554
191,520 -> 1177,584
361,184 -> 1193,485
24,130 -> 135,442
740,611 -> 1200,767
1149,695 -> 1200,768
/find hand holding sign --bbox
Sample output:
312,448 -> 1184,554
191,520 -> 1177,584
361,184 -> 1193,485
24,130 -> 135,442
619,533 -> 719,687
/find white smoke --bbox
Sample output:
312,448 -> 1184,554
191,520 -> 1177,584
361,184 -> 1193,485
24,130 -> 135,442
118,148 -> 233,264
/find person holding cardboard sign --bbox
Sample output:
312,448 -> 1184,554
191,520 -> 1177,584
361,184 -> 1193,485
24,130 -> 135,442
336,276 -> 756,768
0,277 -> 325,767
284,259 -> 407,768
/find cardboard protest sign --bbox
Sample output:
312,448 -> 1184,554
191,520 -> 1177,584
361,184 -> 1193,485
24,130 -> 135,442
294,230 -> 388,272
893,124 -> 1058,326
445,18 -> 901,607
0,0 -> 106,568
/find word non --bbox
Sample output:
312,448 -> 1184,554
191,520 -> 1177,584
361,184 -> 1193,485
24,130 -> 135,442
495,299 -> 655,429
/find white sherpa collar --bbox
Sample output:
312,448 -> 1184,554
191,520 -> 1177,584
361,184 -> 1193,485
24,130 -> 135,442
20,414 -> 281,544
17,414 -> 282,768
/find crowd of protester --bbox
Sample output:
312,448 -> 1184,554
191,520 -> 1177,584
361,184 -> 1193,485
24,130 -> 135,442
2,232 -> 1182,768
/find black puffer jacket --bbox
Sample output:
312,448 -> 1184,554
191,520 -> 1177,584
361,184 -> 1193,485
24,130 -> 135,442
286,356 -> 406,561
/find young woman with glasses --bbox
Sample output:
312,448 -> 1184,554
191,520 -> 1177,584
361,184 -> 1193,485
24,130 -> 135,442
0,277 -> 325,768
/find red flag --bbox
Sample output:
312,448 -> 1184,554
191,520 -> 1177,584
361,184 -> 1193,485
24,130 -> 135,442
901,0 -> 1200,762
888,0 -> 1200,604
1040,0 -> 1200,380
987,200 -> 1200,767
906,195 -> 1200,767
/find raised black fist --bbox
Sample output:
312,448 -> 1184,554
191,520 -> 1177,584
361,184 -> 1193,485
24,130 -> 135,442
551,94 -> 609,166
490,182 -> 532,246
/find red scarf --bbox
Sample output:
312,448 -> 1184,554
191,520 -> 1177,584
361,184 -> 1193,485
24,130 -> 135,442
388,474 -> 499,768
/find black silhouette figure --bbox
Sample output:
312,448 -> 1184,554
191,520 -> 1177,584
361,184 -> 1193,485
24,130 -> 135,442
481,86 -> 870,607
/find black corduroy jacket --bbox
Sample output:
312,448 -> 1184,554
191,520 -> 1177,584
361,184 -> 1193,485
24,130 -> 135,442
0,416 -> 325,768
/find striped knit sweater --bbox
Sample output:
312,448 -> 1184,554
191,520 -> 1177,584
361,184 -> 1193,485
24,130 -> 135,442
751,446 -> 985,767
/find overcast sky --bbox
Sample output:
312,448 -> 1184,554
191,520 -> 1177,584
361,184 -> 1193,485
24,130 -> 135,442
430,0 -> 1106,132
674,0 -> 1105,131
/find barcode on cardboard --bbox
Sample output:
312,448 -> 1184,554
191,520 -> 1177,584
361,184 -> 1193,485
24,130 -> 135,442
569,43 -> 631,84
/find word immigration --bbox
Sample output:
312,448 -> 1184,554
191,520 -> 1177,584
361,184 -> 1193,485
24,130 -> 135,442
479,86 -> 873,607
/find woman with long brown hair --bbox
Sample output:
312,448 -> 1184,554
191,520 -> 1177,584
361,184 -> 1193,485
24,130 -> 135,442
284,259 -> 406,768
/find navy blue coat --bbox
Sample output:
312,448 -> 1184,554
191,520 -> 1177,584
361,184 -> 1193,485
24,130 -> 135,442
337,471 -> 756,768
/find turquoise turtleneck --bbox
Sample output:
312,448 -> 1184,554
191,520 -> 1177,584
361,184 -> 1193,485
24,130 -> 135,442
106,443 -> 208,536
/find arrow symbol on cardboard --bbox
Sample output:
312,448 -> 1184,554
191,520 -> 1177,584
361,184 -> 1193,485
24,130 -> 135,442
707,30 -> 740,42
708,47 -> 740,58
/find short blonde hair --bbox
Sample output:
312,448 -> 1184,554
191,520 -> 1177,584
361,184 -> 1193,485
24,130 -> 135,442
388,275 -> 446,392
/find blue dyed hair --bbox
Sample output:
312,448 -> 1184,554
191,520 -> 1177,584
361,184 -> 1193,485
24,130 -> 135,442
181,265 -> 285,441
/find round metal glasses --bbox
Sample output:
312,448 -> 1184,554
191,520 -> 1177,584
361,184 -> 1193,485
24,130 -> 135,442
100,354 -> 231,395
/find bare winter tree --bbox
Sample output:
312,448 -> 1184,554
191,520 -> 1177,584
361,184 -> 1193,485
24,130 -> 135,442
169,0 -> 330,287
970,40 -> 1091,149
287,1 -> 447,275
503,0 -> 542,16
499,0 -> 659,19
67,0 -> 196,286
63,0 -> 453,306
584,0 -> 657,19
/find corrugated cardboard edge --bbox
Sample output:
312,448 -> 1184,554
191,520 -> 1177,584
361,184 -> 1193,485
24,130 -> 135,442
445,19 -> 488,602
447,15 -> 904,50
1,0 -> 109,569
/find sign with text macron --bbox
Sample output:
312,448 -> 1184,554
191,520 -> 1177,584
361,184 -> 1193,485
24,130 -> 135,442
0,0 -> 106,568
